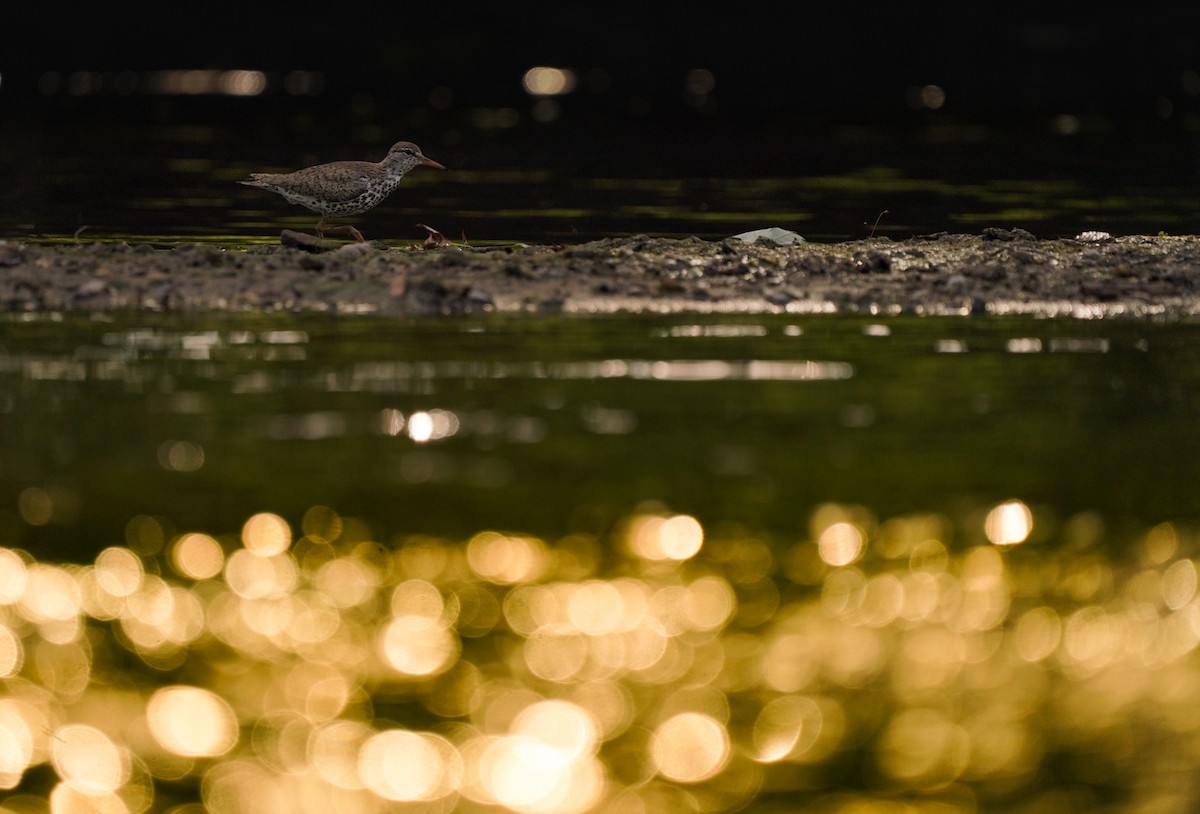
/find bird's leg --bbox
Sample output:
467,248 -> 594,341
314,214 -> 364,242
322,224 -> 367,243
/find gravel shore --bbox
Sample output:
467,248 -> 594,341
3,228 -> 1200,318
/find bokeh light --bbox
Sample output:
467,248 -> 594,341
0,501 -> 1198,813
985,499 -> 1033,545
818,522 -> 864,566
0,548 -> 29,603
17,487 -> 53,526
224,548 -> 297,598
522,67 -> 577,96
877,707 -> 969,787
0,701 -> 36,789
627,513 -> 705,561
241,512 -> 292,556
147,686 -> 238,757
472,729 -> 603,814
20,564 -> 81,625
651,712 -> 730,783
157,440 -> 205,472
170,532 -> 225,580
378,608 -> 459,677
94,547 -> 143,597
467,531 -> 549,584
51,724 -> 128,795
0,625 -> 23,677
357,729 -> 462,802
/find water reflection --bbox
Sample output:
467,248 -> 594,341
1,503 -> 1199,812
3,312 -> 1200,555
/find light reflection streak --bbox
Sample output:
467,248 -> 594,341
2,501 -> 1200,811
1,331 -> 854,402
348,358 -> 853,385
656,324 -> 769,337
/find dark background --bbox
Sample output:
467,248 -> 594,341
7,3 -> 1200,123
4,3 -> 1200,242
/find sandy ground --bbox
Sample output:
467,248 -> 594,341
2,228 -> 1200,318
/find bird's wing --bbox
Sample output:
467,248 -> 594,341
293,161 -> 375,202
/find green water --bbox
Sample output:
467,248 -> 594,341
3,312 -> 1198,556
1,311 -> 1200,814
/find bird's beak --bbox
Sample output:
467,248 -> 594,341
420,156 -> 447,170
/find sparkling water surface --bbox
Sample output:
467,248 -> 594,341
0,311 -> 1199,813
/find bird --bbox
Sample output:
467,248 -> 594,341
238,141 -> 445,242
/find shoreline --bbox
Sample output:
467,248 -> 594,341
2,229 -> 1200,319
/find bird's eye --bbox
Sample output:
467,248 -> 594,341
402,148 -> 414,155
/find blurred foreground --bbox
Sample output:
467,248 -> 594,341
0,501 -> 1197,814
1,311 -> 1198,813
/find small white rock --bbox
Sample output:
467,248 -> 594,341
733,227 -> 806,245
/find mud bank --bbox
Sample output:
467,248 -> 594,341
2,228 -> 1199,318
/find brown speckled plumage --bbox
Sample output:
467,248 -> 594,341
239,141 -> 445,241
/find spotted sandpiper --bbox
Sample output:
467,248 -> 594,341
238,141 -> 445,242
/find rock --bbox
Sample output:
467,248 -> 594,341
337,242 -> 376,258
0,243 -> 24,267
280,230 -> 337,252
733,227 -> 807,245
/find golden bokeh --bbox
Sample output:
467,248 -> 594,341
985,499 -> 1033,546
0,548 -> 28,604
241,512 -> 292,557
467,531 -> 549,584
93,547 -> 144,598
651,712 -> 730,783
0,626 -> 22,678
357,729 -> 462,802
0,701 -> 36,790
0,501 -> 1199,812
170,532 -> 225,580
378,611 -> 459,677
50,724 -> 128,795
626,513 -> 705,561
522,67 -> 578,96
818,521 -> 865,566
48,783 -> 131,814
146,687 -> 238,758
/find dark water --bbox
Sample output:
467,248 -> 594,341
5,104 -> 1200,244
2,312 -> 1200,812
